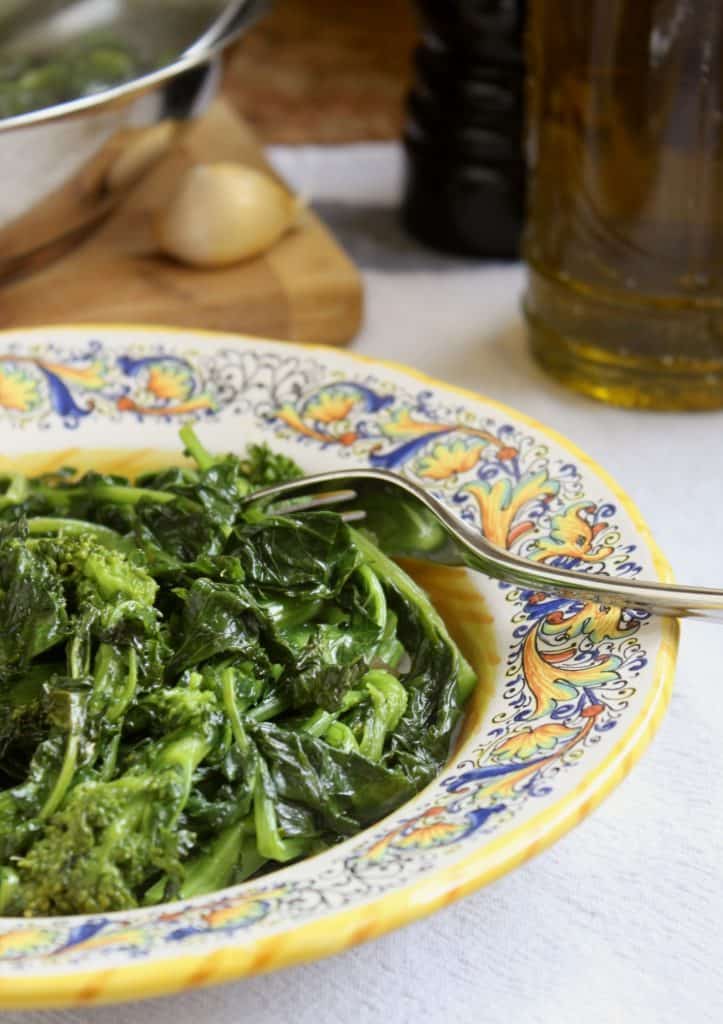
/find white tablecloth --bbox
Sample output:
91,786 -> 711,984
12,144 -> 723,1024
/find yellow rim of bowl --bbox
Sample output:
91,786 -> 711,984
0,325 -> 680,1009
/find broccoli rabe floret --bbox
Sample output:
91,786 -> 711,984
12,685 -> 222,915
52,533 -> 157,607
15,772 -> 182,915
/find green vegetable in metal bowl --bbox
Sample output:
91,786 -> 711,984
0,427 -> 476,917
0,41 -> 141,119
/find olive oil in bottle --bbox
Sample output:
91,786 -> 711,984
524,0 -> 723,409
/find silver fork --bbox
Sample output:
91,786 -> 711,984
244,467 -> 723,623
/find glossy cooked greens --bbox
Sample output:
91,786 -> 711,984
0,427 -> 476,916
0,41 -> 140,119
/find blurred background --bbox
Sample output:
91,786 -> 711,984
223,0 -> 416,143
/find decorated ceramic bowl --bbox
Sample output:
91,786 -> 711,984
0,325 -> 677,1009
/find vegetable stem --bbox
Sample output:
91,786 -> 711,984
221,668 -> 252,756
106,648 -> 138,723
0,473 -> 28,507
247,694 -> 289,723
39,733 -> 79,820
180,423 -> 214,471
253,767 -> 306,863
83,483 -> 175,506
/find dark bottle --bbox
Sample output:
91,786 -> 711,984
401,0 -> 527,258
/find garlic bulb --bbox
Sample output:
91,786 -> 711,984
155,162 -> 301,268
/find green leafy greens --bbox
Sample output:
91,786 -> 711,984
0,427 -> 476,916
0,41 -> 141,120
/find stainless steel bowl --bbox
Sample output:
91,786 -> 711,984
0,0 -> 265,279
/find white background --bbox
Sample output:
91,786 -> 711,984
11,143 -> 723,1024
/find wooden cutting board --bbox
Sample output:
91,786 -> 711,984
0,100 -> 363,346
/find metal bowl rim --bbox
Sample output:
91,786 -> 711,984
0,0 -> 255,135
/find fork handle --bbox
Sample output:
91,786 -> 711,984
458,529 -> 723,623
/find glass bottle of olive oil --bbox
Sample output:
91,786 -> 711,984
524,0 -> 723,409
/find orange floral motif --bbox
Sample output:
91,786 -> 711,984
522,621 -> 623,717
364,807 -> 446,861
416,441 -> 485,481
305,390 -> 357,424
201,887 -> 287,929
275,403 -> 357,445
380,408 -> 502,448
466,470 -> 559,548
493,722 -> 578,762
381,408 -> 458,441
0,366 -> 41,412
530,501 -> 615,564
146,364 -> 194,403
394,820 -> 467,849
276,404 -> 334,442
